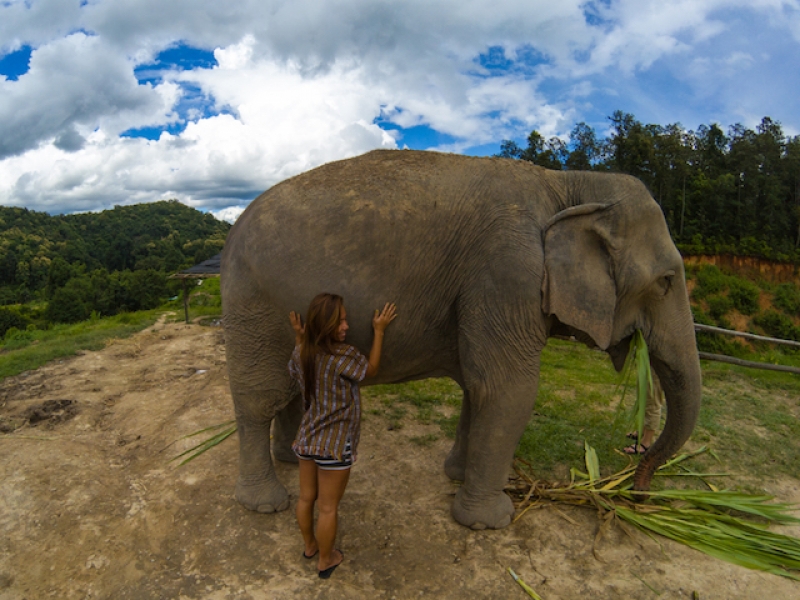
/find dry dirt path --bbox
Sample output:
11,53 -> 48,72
1,319 -> 799,599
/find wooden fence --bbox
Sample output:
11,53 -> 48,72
695,323 -> 800,375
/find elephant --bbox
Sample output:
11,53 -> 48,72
220,149 -> 702,530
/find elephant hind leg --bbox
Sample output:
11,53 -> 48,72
273,382 -> 303,464
444,387 -> 470,482
233,388 -> 291,513
225,301 -> 296,513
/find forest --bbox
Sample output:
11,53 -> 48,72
3,111 -> 800,333
0,200 -> 229,332
499,112 -> 800,261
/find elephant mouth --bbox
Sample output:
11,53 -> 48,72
606,334 -> 633,373
548,317 -> 603,350
549,316 -> 635,373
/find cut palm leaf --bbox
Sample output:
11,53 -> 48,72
507,568 -> 543,599
171,420 -> 238,465
507,444 -> 800,580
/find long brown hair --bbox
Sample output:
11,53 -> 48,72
299,293 -> 344,405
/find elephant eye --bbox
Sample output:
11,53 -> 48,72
657,270 -> 675,296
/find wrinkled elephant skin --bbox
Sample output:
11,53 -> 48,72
221,150 -> 702,529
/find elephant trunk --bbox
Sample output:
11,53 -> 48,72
632,334 -> 702,491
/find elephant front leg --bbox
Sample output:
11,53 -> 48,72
450,377 -> 537,530
234,389 -> 291,513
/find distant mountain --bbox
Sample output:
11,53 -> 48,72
0,200 -> 230,306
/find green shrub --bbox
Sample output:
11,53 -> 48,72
707,295 -> 734,320
0,307 -> 30,338
692,305 -> 747,356
4,326 -> 34,342
773,283 -> 800,316
727,279 -> 760,315
691,306 -> 715,326
695,330 -> 748,357
692,265 -> 727,300
752,310 -> 800,342
715,315 -> 732,330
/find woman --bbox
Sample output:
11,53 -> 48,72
288,293 -> 396,579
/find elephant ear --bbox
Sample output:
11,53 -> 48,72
542,203 -> 617,350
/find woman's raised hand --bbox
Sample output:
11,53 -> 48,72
289,311 -> 305,344
372,302 -> 397,333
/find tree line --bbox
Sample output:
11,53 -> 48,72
499,112 -> 800,261
0,200 -> 229,330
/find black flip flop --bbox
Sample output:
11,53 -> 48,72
624,443 -> 649,455
303,549 -> 318,560
318,550 -> 343,579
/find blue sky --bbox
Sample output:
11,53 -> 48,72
1,0 -> 799,222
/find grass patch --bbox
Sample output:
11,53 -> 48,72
409,433 -> 439,447
361,337 -> 800,486
363,378 -> 461,430
519,340 -> 631,477
0,310 -> 160,380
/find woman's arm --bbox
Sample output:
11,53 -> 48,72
289,311 -> 304,346
365,303 -> 397,378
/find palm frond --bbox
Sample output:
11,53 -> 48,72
170,420 -> 238,465
507,568 -> 544,599
507,445 -> 800,580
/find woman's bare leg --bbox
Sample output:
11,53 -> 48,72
296,458 -> 318,557
316,468 -> 350,571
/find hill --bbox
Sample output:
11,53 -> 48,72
0,201 -> 230,327
686,262 -> 800,357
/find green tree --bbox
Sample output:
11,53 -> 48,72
694,123 -> 728,179
45,284 -> 91,323
0,249 -> 18,285
607,111 -> 658,189
129,269 -> 168,310
45,256 -> 74,298
566,122 -> 600,171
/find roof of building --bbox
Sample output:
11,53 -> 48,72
171,253 -> 222,278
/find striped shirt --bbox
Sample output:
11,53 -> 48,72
289,343 -> 369,462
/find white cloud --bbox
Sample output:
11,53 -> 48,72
0,32 -> 178,158
211,205 -> 246,224
0,0 -> 83,53
0,44 -> 398,215
0,0 -> 798,218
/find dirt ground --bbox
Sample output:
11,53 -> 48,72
1,317 -> 799,599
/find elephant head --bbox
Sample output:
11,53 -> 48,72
542,174 -> 702,491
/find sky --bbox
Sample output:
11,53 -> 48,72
1,1 -> 799,223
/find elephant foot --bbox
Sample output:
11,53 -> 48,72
451,487 -> 514,530
444,451 -> 466,482
273,445 -> 299,464
235,478 -> 290,513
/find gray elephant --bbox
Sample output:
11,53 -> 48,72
221,149 -> 702,530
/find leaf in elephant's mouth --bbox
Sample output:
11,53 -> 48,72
616,329 -> 652,440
